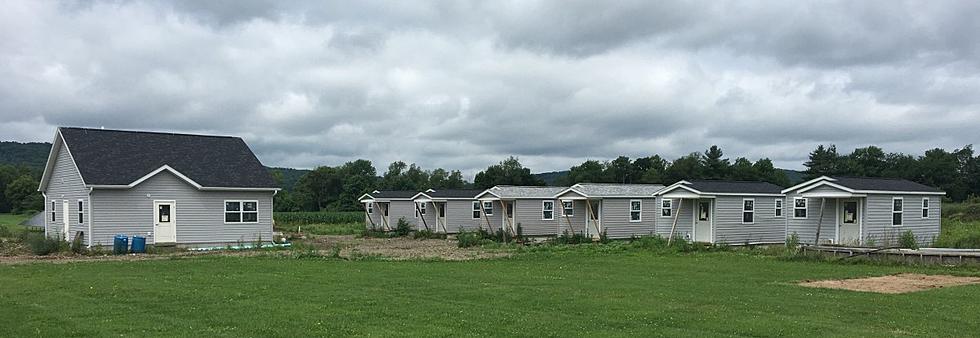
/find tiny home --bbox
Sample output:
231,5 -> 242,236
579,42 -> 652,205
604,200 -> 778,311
783,176 -> 945,246
411,189 -> 484,233
39,127 -> 280,247
358,190 -> 418,230
473,186 -> 567,236
655,180 -> 785,244
553,183 -> 664,239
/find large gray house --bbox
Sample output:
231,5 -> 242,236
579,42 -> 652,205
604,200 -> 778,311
655,180 -> 786,244
783,176 -> 945,246
358,190 -> 418,230
411,189 -> 484,233
39,127 -> 280,247
553,183 -> 664,239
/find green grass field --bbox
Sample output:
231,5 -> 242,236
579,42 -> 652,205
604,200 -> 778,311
0,213 -> 30,235
273,222 -> 364,236
1,249 -> 979,336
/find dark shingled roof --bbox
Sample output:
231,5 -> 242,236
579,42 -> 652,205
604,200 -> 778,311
59,127 -> 278,189
368,190 -> 417,199
829,176 -> 943,193
423,189 -> 483,198
684,180 -> 783,194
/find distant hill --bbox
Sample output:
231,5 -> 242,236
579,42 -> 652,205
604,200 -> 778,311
267,167 -> 310,191
534,170 -> 568,186
0,141 -> 51,172
780,169 -> 805,185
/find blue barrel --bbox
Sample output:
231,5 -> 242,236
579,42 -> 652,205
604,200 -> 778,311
113,235 -> 129,255
131,236 -> 146,253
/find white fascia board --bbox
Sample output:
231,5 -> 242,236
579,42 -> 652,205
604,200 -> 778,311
780,176 -> 836,194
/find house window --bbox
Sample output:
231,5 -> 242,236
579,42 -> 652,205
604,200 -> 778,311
892,197 -> 903,226
382,203 -> 389,217
439,204 -> 446,218
630,200 -> 642,222
793,198 -> 807,219
562,201 -> 574,216
483,201 -> 494,216
367,203 -> 373,214
661,199 -> 672,217
742,199 -> 754,224
472,201 -> 481,219
921,198 -> 929,219
225,201 -> 258,223
775,199 -> 783,217
77,200 -> 84,224
415,202 -> 426,217
50,201 -> 56,222
542,201 -> 554,220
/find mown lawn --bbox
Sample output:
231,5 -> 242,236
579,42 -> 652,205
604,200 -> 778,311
0,213 -> 30,235
1,250 -> 979,336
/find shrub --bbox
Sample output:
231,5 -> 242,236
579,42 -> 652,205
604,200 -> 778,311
457,228 -> 494,248
554,230 -> 592,245
785,233 -> 799,249
393,218 -> 412,237
22,233 -> 67,256
70,235 -> 85,254
0,225 -> 11,238
413,229 -> 447,240
899,230 -> 919,250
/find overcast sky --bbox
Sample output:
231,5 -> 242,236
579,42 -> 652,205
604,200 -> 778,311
2,1 -> 979,178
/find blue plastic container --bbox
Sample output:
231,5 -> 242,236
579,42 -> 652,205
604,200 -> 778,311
113,235 -> 129,255
131,236 -> 146,254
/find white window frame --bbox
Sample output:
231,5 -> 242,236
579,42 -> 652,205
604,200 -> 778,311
542,200 -> 555,220
50,200 -> 56,222
562,201 -> 574,216
921,198 -> 929,219
661,199 -> 672,217
416,202 -> 426,218
472,201 -> 481,219
224,200 -> 259,224
742,198 -> 755,224
367,203 -> 373,214
774,199 -> 783,217
77,199 -> 84,224
793,197 -> 807,219
482,201 -> 494,216
629,200 -> 642,223
892,197 -> 903,226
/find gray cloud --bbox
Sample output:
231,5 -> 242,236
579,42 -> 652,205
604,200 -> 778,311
1,0 -> 979,179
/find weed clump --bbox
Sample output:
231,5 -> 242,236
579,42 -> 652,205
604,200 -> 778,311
899,230 -> 919,250
21,232 -> 67,256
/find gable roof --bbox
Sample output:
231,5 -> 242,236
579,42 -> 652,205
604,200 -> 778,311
361,190 -> 417,200
556,183 -> 665,198
782,176 -> 944,194
422,189 -> 483,199
658,180 -> 784,196
476,186 -> 567,199
44,127 -> 278,190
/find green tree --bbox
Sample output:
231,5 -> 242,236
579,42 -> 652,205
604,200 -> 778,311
729,157 -> 755,181
473,157 -> 544,189
444,170 -> 466,189
294,166 -> 343,211
337,160 -> 377,211
702,145 -> 730,179
665,153 -> 703,183
635,155 -> 668,183
803,145 -> 842,179
753,158 -> 790,187
564,160 -> 607,185
607,156 -> 634,183
844,146 -> 887,177
5,175 -> 42,213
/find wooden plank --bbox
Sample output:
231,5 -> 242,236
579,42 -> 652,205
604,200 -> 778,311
814,198 -> 826,245
667,198 -> 684,246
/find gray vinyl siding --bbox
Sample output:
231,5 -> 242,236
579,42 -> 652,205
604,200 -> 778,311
785,193 -> 839,245
364,202 -> 385,229
386,200 -> 417,229
43,143 -> 90,243
514,199 -> 559,236
475,200 -> 504,232
445,200 -> 481,233
556,200 -> 587,235
712,196 -> 785,244
89,171 -> 273,246
415,201 -> 437,231
864,194 -> 941,246
656,197 -> 694,240
600,198 -> 656,239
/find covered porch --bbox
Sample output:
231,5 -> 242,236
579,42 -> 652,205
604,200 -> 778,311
798,188 -> 867,246
554,191 -> 602,238
659,187 -> 715,244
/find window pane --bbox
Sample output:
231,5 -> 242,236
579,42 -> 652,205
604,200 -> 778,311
922,199 -> 928,208
226,202 -> 240,212
473,211 -> 481,219
243,202 -> 257,211
922,209 -> 928,218
543,202 -> 553,211
794,209 -> 807,218
743,200 -> 754,211
631,211 -> 641,221
158,205 -> 171,223
893,199 -> 902,212
662,208 -> 671,217
543,211 -> 553,219
662,200 -> 671,208
743,212 -> 753,223
795,199 -> 806,208
631,201 -> 641,211
893,212 -> 902,225
775,209 -> 782,217
775,200 -> 782,208
226,212 -> 241,223
242,212 -> 258,223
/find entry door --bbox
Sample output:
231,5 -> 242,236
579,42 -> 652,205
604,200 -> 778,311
437,203 -> 447,232
62,200 -> 70,240
154,201 -> 176,243
505,201 -> 515,232
587,200 -> 601,236
694,200 -> 712,242
839,199 -> 860,245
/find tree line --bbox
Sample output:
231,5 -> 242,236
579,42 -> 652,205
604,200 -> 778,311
0,164 -> 43,214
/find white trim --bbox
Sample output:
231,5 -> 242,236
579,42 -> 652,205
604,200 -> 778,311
410,192 -> 432,200
562,200 -> 574,217
541,200 -> 555,220
481,201 -> 494,216
629,199 -> 642,223
224,200 -> 260,224
357,193 -> 375,201
87,188 -> 93,247
891,197 -> 903,226
38,129 -> 89,192
780,176 -> 835,194
76,199 -> 85,225
774,198 -> 783,217
921,197 -> 930,219
793,197 -> 808,219
416,201 -> 427,217
783,176 -> 945,196
61,200 -> 69,240
153,200 -> 177,243
655,183 -> 703,196
42,192 -> 48,238
661,198 -> 673,217
87,165 -> 280,192
474,189 -> 503,200
797,181 -> 856,194
741,198 -> 755,225
836,198 -> 861,245
472,201 -> 481,220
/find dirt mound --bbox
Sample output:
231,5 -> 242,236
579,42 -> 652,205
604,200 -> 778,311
307,235 -> 510,261
799,273 -> 980,294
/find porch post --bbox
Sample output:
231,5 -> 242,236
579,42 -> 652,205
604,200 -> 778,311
814,198 -> 826,245
667,198 -> 684,246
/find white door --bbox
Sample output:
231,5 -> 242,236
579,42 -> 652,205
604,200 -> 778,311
437,203 -> 447,232
838,199 -> 860,245
694,200 -> 712,242
62,200 -> 70,240
153,201 -> 176,243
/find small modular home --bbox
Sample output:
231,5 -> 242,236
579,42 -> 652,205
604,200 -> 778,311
39,127 -> 280,247
655,180 -> 785,244
553,183 -> 664,239
783,176 -> 945,246
410,189 -> 484,233
358,190 -> 419,230
473,186 -> 568,236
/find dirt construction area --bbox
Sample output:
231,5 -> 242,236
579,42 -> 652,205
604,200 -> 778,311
799,273 -> 980,294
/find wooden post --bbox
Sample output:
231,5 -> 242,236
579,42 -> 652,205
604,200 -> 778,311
364,203 -> 376,229
814,198 -> 826,245
481,201 -> 495,232
562,200 -> 576,235
379,203 -> 390,231
415,202 -> 430,231
502,201 -> 516,235
667,198 -> 684,246
585,201 -> 594,237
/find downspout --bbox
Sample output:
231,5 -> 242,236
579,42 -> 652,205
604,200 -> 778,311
41,192 -> 48,238
272,190 -> 278,243
87,187 -> 93,248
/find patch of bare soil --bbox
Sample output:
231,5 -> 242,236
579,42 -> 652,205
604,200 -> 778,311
799,273 -> 980,294
305,235 -> 511,261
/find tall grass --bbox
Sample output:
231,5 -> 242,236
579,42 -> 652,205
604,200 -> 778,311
274,211 -> 363,225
